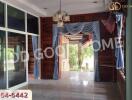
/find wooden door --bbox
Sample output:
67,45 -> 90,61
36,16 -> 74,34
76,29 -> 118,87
58,34 -> 63,79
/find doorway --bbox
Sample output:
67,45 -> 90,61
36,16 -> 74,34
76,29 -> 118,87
61,33 -> 95,81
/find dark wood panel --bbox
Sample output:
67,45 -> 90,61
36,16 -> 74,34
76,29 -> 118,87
99,65 -> 117,82
28,36 -> 34,74
98,20 -> 117,82
40,12 -> 112,79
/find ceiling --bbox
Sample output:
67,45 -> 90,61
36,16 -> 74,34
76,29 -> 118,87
3,0 -> 112,17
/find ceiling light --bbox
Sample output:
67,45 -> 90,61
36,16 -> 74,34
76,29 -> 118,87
53,0 -> 70,27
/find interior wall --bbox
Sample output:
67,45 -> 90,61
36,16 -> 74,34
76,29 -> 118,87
98,22 -> 117,82
40,17 -> 54,79
40,12 -> 115,79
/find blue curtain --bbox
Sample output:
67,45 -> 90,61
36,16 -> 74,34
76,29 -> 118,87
115,14 -> 124,69
52,21 -> 100,81
92,22 -> 100,82
53,25 -> 62,80
32,36 -> 39,79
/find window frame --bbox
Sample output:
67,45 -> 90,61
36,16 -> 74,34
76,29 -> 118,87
0,0 -> 40,90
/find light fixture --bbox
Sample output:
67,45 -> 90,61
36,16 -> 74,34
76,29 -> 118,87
53,0 -> 70,27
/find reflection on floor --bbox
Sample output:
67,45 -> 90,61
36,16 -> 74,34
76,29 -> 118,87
29,74 -> 35,80
28,71 -> 120,100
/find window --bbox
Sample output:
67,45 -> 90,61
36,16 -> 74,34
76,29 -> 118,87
27,14 -> 38,34
8,5 -> 25,31
8,32 -> 26,87
0,2 -> 5,27
0,30 -> 6,89
0,1 -> 39,89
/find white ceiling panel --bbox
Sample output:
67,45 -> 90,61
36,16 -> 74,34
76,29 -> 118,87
2,0 -> 112,17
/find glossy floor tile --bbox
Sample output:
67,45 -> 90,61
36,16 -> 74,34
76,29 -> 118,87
28,71 -> 120,100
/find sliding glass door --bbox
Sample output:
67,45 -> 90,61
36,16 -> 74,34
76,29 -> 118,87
7,32 -> 26,88
0,0 -> 39,89
0,31 -> 27,89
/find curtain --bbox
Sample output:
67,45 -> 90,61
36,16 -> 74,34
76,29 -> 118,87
92,22 -> 100,82
52,21 -> 100,81
53,25 -> 62,79
32,36 -> 39,79
115,14 -> 124,69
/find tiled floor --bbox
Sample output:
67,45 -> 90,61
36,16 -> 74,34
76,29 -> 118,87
28,71 -> 120,100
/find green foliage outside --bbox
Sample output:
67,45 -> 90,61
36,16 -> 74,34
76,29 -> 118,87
0,48 -> 15,60
80,45 -> 94,67
69,44 -> 79,71
69,44 -> 94,71
7,48 -> 15,60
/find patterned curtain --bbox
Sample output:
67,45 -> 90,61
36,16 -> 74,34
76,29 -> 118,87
115,14 -> 125,69
52,21 -> 100,81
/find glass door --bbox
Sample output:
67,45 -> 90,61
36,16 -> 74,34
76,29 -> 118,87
8,32 -> 26,88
